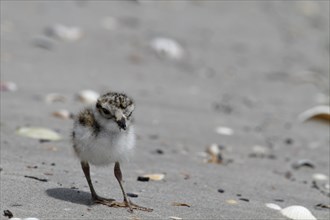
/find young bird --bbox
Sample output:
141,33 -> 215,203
72,92 -> 152,212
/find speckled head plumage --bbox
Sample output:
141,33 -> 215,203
95,92 -> 135,130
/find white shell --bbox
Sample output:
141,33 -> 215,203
150,37 -> 184,60
0,81 -> 17,91
52,109 -> 72,119
46,24 -> 83,41
207,143 -> 221,155
312,173 -> 328,181
169,217 -> 182,220
265,203 -> 282,210
280,206 -> 317,220
77,90 -> 100,104
45,93 -> 67,103
215,126 -> 234,136
298,105 -> 330,122
143,173 -> 165,181
17,127 -> 62,141
23,218 -> 40,220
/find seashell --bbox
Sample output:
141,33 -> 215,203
142,173 -> 165,181
17,127 -> 62,141
45,24 -> 83,41
298,105 -> 330,122
23,218 -> 40,220
265,203 -> 282,210
77,90 -> 100,104
45,93 -> 67,103
171,202 -> 191,207
292,159 -> 315,169
150,37 -> 184,60
226,199 -> 238,205
280,206 -> 317,220
169,217 -> 182,220
215,126 -> 234,136
0,81 -> 17,92
206,143 -> 223,164
312,173 -> 328,181
52,109 -> 73,119
10,218 -> 22,220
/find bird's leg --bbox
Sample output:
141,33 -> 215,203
112,162 -> 153,212
80,161 -> 115,204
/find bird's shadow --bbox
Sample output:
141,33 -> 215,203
46,188 -> 92,206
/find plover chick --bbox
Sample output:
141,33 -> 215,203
72,92 -> 152,212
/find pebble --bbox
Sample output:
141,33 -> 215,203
217,189 -> 225,193
137,176 -> 150,182
150,37 -> 184,60
127,192 -> 138,198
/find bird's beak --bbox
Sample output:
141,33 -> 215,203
115,111 -> 127,130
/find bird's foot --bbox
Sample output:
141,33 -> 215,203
94,197 -> 153,213
110,199 -> 153,213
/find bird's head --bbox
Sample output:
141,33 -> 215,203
95,92 -> 135,130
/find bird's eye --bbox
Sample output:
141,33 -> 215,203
102,108 -> 110,115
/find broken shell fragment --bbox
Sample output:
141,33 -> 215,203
226,199 -> 238,205
77,90 -> 100,104
169,217 -> 182,220
17,127 -> 62,141
312,173 -> 328,181
45,93 -> 67,103
215,126 -> 234,136
171,202 -> 191,207
206,143 -> 223,164
266,203 -> 282,210
45,24 -> 83,41
298,105 -> 330,122
0,81 -> 17,92
150,37 -> 184,60
52,109 -> 73,119
292,159 -> 315,169
142,173 -> 165,181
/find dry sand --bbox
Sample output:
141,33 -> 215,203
1,1 -> 329,219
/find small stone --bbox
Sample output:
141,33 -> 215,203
137,176 -> 150,182
3,210 -> 13,218
127,192 -> 138,198
218,189 -> 225,193
239,198 -> 249,202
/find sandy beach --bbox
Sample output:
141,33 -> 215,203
1,1 -> 329,219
